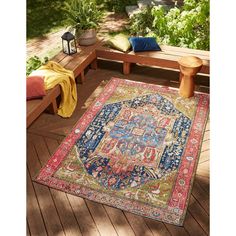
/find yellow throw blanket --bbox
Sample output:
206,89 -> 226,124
30,61 -> 77,118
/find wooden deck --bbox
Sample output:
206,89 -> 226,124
27,60 -> 209,236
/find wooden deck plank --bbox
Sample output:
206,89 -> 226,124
27,134 -> 65,236
183,211 -> 207,236
164,223 -> 189,236
192,182 -> 209,215
45,137 -> 83,236
195,176 -> 209,195
103,206 -> 135,236
205,119 -> 210,131
144,218 -> 171,236
85,201 -> 118,236
159,47 -> 210,61
188,196 -> 209,234
28,129 -> 65,142
33,184 -> 65,236
27,136 -> 45,183
196,161 -> 209,178
57,54 -> 75,67
203,130 -> 210,141
28,133 -> 53,166
199,150 -> 210,164
201,140 -> 210,153
66,195 -> 100,236
51,51 -> 68,63
124,212 -> 154,236
160,45 -> 210,57
50,190 -> 83,236
27,222 -> 31,236
27,169 -> 47,236
133,50 -> 209,65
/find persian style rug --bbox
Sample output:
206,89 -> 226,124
35,78 -> 209,226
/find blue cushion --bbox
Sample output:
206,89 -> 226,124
129,37 -> 161,52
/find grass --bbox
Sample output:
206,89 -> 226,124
27,0 -> 67,40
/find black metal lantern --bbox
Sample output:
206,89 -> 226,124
61,32 -> 77,55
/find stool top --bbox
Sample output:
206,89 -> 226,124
178,56 -> 203,68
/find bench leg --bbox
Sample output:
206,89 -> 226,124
47,99 -> 58,114
179,72 -> 183,82
80,70 -> 85,84
123,62 -> 131,75
90,59 -> 98,70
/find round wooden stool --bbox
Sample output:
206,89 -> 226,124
178,56 -> 203,98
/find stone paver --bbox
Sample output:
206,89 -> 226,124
27,29 -> 64,60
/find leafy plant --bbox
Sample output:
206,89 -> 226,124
129,0 -> 210,50
64,0 -> 103,32
129,6 -> 154,36
26,56 -> 48,76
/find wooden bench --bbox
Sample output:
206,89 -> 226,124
96,44 -> 210,76
27,85 -> 61,127
27,39 -> 209,128
26,41 -> 101,128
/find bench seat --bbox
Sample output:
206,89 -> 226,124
96,44 -> 210,75
27,85 -> 61,128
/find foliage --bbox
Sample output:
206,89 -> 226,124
129,0 -> 210,50
64,0 -> 103,32
99,0 -> 137,13
27,0 -> 67,39
26,56 -> 48,76
129,6 -> 154,36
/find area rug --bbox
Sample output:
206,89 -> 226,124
35,77 -> 209,226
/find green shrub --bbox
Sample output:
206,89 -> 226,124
129,0 -> 210,50
64,0 -> 103,31
26,56 -> 48,76
129,6 -> 154,36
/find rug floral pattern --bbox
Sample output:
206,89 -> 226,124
35,78 -> 209,225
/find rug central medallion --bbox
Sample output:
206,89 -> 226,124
76,93 -> 191,191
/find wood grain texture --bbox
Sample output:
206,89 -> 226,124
27,85 -> 61,128
183,212 -> 207,236
124,212 -> 153,236
144,218 -> 171,236
164,223 -> 189,236
188,196 -> 209,234
67,195 -> 100,236
103,206 -> 135,236
27,170 -> 47,236
27,222 -> 31,236
85,201 -> 118,236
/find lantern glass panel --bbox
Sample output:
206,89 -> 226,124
69,40 -> 76,54
63,40 -> 69,54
